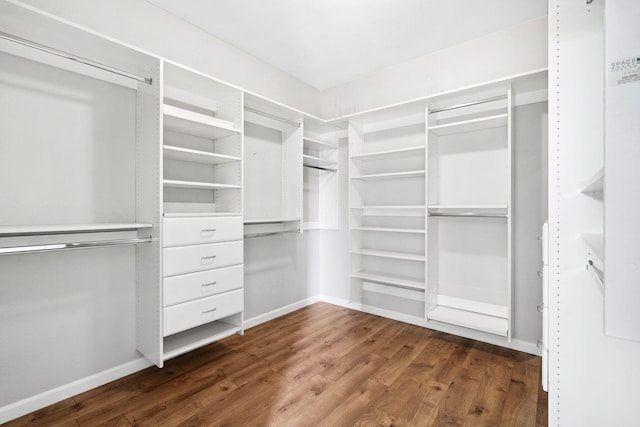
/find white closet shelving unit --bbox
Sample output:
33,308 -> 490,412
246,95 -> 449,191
302,117 -> 340,231
158,61 -> 244,364
0,0 -> 164,379
162,63 -> 243,217
348,106 -> 427,320
243,93 -> 303,236
426,90 -> 513,338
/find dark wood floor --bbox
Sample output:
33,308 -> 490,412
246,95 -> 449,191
5,303 -> 547,426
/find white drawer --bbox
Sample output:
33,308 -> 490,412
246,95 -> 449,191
163,240 -> 243,276
163,217 -> 242,247
163,288 -> 243,337
163,264 -> 244,307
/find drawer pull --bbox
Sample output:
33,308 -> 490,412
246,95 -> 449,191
202,308 -> 217,314
202,282 -> 217,287
537,305 -> 544,313
201,228 -> 217,233
201,255 -> 217,265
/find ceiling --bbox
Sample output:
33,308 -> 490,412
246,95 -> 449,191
146,0 -> 547,90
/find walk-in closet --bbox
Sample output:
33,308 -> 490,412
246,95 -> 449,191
1,1 -> 639,426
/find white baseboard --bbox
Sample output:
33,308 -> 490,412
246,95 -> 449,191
0,357 -> 152,425
317,295 -> 541,356
243,296 -> 320,330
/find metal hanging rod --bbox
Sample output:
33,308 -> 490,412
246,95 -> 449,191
303,164 -> 337,173
428,213 -> 508,219
0,237 -> 152,256
0,31 -> 152,85
244,106 -> 301,128
586,260 -> 604,288
428,95 -> 508,115
244,230 -> 300,239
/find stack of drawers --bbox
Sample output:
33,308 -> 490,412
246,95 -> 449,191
162,217 -> 244,338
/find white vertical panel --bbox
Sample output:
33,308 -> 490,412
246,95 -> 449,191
604,0 -> 640,341
549,0 -> 640,425
135,60 -> 163,367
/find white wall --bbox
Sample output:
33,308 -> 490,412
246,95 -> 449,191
548,0 -> 640,425
321,17 -> 548,118
18,0 -> 324,117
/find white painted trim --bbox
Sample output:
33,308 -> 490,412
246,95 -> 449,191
0,357 -> 152,425
316,295 -> 540,356
243,296 -> 320,330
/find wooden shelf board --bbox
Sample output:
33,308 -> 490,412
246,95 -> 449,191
350,146 -> 426,161
428,113 -> 508,136
163,320 -> 241,361
428,305 -> 508,336
351,270 -> 425,290
351,170 -> 425,180
163,179 -> 241,190
350,248 -> 425,262
352,226 -> 425,234
0,223 -> 152,237
163,145 -> 240,165
163,104 -> 239,140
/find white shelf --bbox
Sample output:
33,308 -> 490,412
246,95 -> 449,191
351,270 -> 425,290
303,154 -> 337,168
163,104 -> 239,140
163,145 -> 240,165
0,223 -> 152,237
428,113 -> 508,136
428,305 -> 508,337
244,218 -> 300,224
350,248 -> 425,262
352,226 -> 425,234
581,232 -> 604,264
580,168 -> 604,195
351,170 -> 425,180
350,146 -> 426,161
428,204 -> 508,216
303,136 -> 337,151
163,179 -> 241,190
163,320 -> 241,361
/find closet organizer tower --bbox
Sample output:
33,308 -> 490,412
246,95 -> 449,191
0,2 -> 246,372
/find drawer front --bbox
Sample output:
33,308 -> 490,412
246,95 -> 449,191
163,217 -> 243,247
163,241 -> 243,276
163,288 -> 243,337
164,264 -> 244,307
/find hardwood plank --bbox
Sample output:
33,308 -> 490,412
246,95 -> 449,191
499,353 -> 540,427
5,303 -> 546,427
5,398 -> 78,427
320,320 -> 403,382
431,367 -> 481,426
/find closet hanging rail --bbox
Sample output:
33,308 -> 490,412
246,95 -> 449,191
244,106 -> 301,128
428,95 -> 507,114
0,31 -> 152,85
303,164 -> 337,173
0,237 -> 152,256
428,213 -> 507,218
